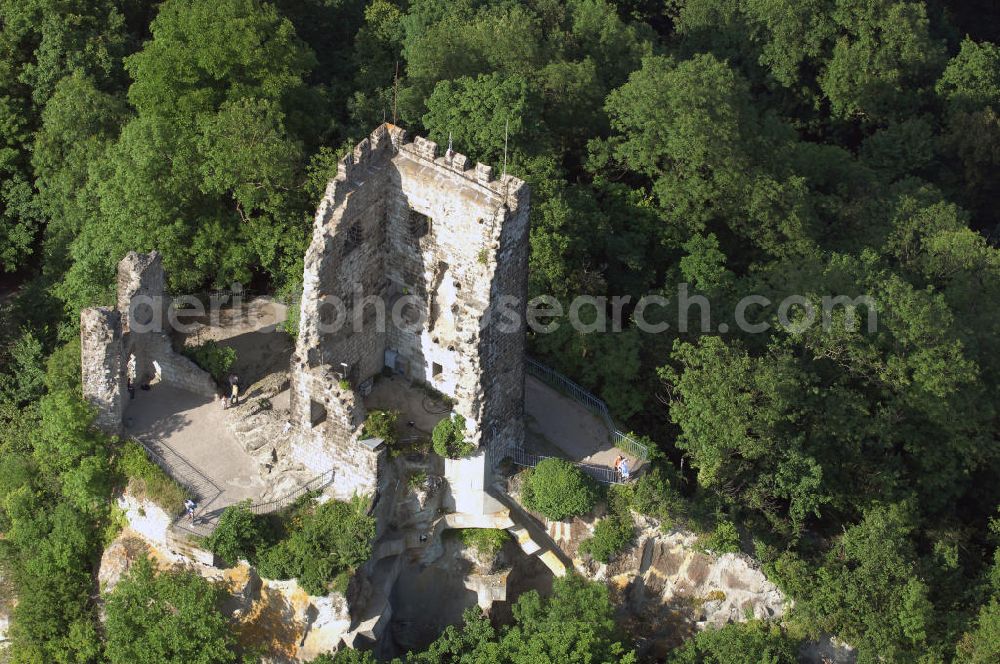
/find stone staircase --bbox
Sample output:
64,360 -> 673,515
490,488 -> 570,577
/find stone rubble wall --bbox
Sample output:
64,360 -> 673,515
534,509 -> 787,633
143,330 -> 217,397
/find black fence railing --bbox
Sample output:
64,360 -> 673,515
508,446 -> 625,485
248,469 -> 337,516
131,436 -> 221,508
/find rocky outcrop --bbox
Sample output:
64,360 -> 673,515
609,524 -> 785,628
98,529 -> 351,662
521,506 -> 788,656
0,569 -> 14,649
799,635 -> 857,664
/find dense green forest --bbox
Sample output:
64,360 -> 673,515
1,0 -> 1000,662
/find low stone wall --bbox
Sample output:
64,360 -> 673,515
146,333 -> 217,397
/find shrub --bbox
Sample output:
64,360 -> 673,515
118,440 -> 187,514
105,558 -> 237,663
667,619 -> 799,663
408,471 -> 428,489
580,516 -> 634,563
256,499 -> 375,595
432,414 -> 474,459
608,465 -> 687,528
459,528 -> 508,556
182,340 -> 236,383
701,519 -> 741,554
521,458 -> 597,520
362,409 -> 399,446
205,500 -> 264,566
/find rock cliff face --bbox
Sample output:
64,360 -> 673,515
528,509 -> 786,657
99,513 -> 350,662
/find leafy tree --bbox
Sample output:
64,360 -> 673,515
661,337 -> 828,534
501,574 -> 636,663
602,52 -> 814,260
205,500 -> 264,566
105,557 -> 238,664
408,574 -> 635,663
955,598 -> 1000,664
668,619 -> 799,664
183,340 -> 237,384
432,413 -> 473,459
936,39 -> 1000,114
521,458 -> 597,521
819,0 -> 947,123
362,409 -> 400,446
59,0 -> 322,310
423,71 -> 540,165
778,503 -> 937,663
579,516 -> 634,563
256,499 -> 374,595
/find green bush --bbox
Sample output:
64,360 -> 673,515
609,465 -> 687,528
408,471 -> 428,489
118,440 -> 188,515
521,458 -> 598,520
459,528 -> 508,556
432,414 -> 474,459
182,340 -> 237,383
701,519 -> 741,554
204,500 -> 264,566
580,516 -> 634,563
105,558 -> 238,663
256,499 -> 375,595
668,619 -> 799,663
362,409 -> 399,446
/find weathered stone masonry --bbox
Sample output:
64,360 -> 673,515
290,123 -> 530,500
81,251 -> 217,434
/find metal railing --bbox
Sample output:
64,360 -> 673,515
508,446 -> 625,485
130,436 -> 221,507
131,435 -> 335,536
248,469 -> 336,516
171,469 -> 336,537
524,356 -> 648,460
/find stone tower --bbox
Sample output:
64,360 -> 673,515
289,124 -> 530,499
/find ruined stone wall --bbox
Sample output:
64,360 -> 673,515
81,251 -> 216,434
81,307 -> 125,434
291,123 -> 529,500
479,180 -> 530,453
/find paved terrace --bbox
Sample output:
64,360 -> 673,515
522,361 -> 647,481
124,383 -> 267,530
